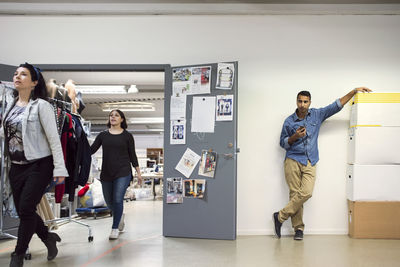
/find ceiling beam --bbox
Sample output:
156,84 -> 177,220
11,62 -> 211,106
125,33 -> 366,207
1,3 -> 400,15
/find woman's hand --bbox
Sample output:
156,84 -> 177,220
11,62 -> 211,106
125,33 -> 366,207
54,176 -> 65,185
137,172 -> 143,186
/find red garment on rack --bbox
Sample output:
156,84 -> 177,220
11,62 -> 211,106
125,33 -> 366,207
77,184 -> 90,197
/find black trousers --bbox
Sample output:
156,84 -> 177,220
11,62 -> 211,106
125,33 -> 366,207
9,156 -> 53,255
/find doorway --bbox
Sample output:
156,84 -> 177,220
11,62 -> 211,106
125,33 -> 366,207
39,64 -> 169,235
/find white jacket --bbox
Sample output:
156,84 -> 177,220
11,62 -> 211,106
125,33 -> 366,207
0,83 -> 68,177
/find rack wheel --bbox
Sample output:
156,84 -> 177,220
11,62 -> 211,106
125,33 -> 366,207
24,253 -> 32,260
88,236 -> 94,242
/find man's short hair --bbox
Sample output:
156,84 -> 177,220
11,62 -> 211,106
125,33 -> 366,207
297,90 -> 311,100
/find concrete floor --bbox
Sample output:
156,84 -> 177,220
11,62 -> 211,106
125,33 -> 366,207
1,200 -> 400,267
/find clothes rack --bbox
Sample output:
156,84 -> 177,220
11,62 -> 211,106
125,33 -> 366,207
0,81 -> 33,260
0,81 -> 17,240
47,98 -> 71,136
45,98 -> 94,242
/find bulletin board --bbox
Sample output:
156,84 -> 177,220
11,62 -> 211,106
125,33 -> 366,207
163,62 -> 238,240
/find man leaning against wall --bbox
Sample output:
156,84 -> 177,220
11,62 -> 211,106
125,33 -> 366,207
273,87 -> 371,241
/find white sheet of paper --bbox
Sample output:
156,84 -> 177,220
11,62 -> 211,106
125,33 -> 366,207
170,95 -> 186,120
170,119 -> 186,145
175,148 -> 201,178
216,95 -> 234,121
191,96 -> 216,133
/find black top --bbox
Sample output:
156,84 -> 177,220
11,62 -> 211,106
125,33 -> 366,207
90,130 -> 139,181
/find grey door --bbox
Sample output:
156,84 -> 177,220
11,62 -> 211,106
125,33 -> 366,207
0,64 -> 16,81
163,62 -> 238,240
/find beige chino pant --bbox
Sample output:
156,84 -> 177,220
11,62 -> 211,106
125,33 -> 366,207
278,158 -> 316,231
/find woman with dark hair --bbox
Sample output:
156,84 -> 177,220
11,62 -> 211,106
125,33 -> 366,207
1,63 -> 68,267
90,109 -> 142,240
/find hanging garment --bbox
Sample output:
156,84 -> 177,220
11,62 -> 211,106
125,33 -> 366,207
71,114 -> 91,186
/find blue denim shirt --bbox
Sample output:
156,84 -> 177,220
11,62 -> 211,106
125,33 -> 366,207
279,99 -> 343,166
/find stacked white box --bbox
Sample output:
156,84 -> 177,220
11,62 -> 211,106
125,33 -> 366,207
346,93 -> 400,238
348,126 -> 400,164
348,92 -> 400,165
350,103 -> 400,127
346,164 -> 400,201
350,94 -> 400,127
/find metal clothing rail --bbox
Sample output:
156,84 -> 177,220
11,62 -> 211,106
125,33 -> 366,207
0,139 -> 16,238
48,97 -> 72,136
45,201 -> 93,242
44,99 -> 94,242
0,81 -> 17,240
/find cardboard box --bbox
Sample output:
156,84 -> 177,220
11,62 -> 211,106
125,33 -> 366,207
348,200 -> 400,239
348,126 -> 400,164
350,102 -> 400,127
346,164 -> 400,201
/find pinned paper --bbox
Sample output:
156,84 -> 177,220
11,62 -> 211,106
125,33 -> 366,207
183,179 -> 206,199
166,177 -> 183,204
171,120 -> 186,145
191,96 -> 216,133
198,150 -> 217,178
175,148 -> 201,178
216,63 -> 234,90
170,95 -> 186,121
172,66 -> 211,95
216,95 -> 234,121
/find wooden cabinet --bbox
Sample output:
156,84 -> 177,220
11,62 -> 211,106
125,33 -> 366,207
146,148 -> 163,165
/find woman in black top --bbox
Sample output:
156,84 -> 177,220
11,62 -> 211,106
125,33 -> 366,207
90,109 -> 142,240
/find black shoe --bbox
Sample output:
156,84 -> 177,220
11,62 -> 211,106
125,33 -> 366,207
272,212 -> 282,238
43,232 -> 61,260
10,252 -> 24,267
294,230 -> 303,240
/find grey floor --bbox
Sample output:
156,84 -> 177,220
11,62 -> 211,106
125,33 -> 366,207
1,200 -> 400,267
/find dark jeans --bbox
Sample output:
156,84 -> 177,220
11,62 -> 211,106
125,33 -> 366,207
101,174 -> 131,229
9,156 -> 53,255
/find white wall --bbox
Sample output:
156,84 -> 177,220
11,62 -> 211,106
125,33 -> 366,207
1,15 -> 400,235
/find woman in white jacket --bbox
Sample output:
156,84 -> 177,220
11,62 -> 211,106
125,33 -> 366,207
2,63 -> 68,267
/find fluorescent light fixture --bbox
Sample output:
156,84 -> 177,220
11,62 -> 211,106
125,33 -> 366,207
100,101 -> 155,112
88,117 -> 163,125
76,85 -> 139,94
102,108 -> 155,112
76,85 -> 127,94
129,117 -> 164,124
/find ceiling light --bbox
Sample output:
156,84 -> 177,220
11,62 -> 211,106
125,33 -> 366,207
129,117 -> 164,124
100,101 -> 155,112
87,117 -> 164,125
127,85 -> 138,94
76,85 -> 127,94
102,108 -> 155,112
